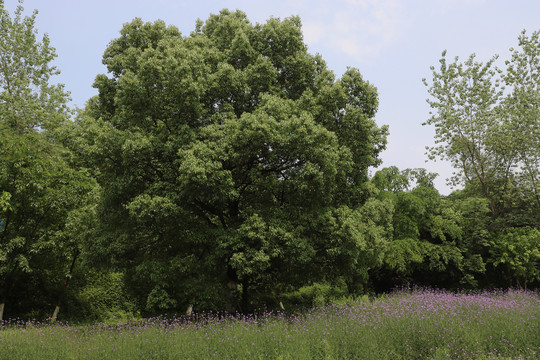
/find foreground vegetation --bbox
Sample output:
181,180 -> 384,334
0,289 -> 538,359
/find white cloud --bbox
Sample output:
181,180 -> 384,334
302,21 -> 325,43
431,0 -> 487,13
301,0 -> 411,64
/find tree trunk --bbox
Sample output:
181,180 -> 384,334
506,263 -> 513,288
240,279 -> 249,314
51,250 -> 79,322
226,280 -> 238,313
51,305 -> 60,321
1,277 -> 17,321
275,292 -> 285,311
226,265 -> 239,313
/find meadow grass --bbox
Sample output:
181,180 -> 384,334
0,289 -> 538,359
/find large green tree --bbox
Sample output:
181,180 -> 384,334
74,10 -> 388,313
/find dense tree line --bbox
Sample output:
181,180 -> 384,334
0,2 -> 538,321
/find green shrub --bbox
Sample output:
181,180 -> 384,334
283,281 -> 348,308
68,271 -> 138,322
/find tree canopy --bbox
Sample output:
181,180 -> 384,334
0,0 -> 96,320
422,30 -> 540,291
423,30 -> 540,228
70,9 -> 388,313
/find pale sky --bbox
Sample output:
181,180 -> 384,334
5,0 -> 540,194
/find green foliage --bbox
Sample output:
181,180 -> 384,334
0,0 -> 97,321
72,9 -> 388,313
384,238 -> 423,273
283,281 -> 349,309
0,191 -> 10,213
488,227 -> 540,288
0,0 -> 70,133
502,31 -> 540,220
371,167 -> 472,289
447,194 -> 491,286
372,166 -> 437,193
72,271 -> 137,322
0,127 -> 97,317
423,51 -> 504,190
423,30 -> 540,288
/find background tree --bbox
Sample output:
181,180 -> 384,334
502,30 -> 540,223
423,30 -> 540,228
0,128 -> 96,320
423,52 -> 507,222
423,31 -> 540,290
449,193 -> 491,287
371,167 -> 467,291
488,227 -> 540,288
0,0 -> 94,320
74,10 -> 388,314
0,0 -> 69,134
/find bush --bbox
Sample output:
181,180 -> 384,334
283,281 -> 349,309
66,270 -> 138,322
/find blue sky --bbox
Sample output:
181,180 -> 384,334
5,0 -> 540,194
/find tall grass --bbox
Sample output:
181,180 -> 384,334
0,289 -> 538,359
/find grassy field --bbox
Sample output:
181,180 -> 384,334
0,289 -> 538,359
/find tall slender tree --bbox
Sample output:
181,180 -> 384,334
503,30 -> 540,218
0,0 -> 94,320
424,30 -> 540,227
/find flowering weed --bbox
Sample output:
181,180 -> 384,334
0,289 -> 538,359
